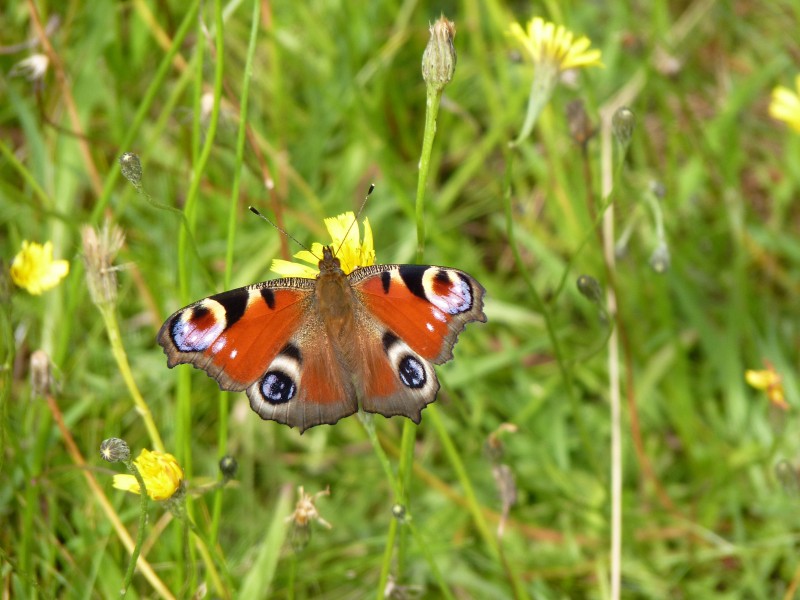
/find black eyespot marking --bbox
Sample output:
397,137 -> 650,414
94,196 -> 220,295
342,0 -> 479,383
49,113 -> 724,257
261,371 -> 296,404
398,265 -> 427,300
261,288 -> 275,310
280,342 -> 303,364
381,271 -> 391,294
434,269 -> 450,286
191,305 -> 210,320
382,331 -> 400,353
398,355 -> 426,389
211,289 -> 248,328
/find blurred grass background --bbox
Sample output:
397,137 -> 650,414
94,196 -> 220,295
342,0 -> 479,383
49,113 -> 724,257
2,0 -> 800,598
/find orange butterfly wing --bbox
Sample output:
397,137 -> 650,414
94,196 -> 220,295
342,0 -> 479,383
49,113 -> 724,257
350,264 -> 486,421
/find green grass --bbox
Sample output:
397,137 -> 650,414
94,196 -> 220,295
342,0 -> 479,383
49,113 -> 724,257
3,0 -> 800,598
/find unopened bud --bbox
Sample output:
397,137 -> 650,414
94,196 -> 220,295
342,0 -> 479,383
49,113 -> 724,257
649,242 -> 671,273
391,503 -> 407,522
100,438 -> 131,463
577,274 -> 603,304
219,455 -> 238,480
119,152 -> 142,188
422,17 -> 456,92
649,180 -> 665,199
612,107 -> 635,147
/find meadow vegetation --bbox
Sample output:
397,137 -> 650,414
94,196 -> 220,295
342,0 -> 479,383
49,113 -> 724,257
2,0 -> 800,597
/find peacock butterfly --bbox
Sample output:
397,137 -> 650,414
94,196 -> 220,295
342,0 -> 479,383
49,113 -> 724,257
157,217 -> 486,432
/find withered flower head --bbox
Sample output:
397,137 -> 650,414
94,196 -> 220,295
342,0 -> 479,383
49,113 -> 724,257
82,220 -> 125,308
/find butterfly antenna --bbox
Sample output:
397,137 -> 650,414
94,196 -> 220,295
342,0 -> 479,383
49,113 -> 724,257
248,206 -> 313,255
334,183 -> 375,257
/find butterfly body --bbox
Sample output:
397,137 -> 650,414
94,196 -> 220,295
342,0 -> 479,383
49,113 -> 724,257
158,247 -> 486,432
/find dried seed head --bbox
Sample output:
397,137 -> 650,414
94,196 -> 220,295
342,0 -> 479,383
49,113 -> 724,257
82,220 -> 125,308
30,349 -> 53,396
566,99 -> 595,146
422,16 -> 456,92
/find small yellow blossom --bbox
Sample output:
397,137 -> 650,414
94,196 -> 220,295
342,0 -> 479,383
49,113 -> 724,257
271,212 -> 375,278
746,362 -> 788,410
508,17 -> 602,146
10,241 -> 70,295
769,75 -> 800,133
286,486 -> 332,529
509,17 -> 602,73
113,449 -> 184,501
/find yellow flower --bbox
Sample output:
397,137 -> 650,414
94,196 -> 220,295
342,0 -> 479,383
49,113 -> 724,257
271,212 -> 375,278
10,240 -> 70,295
113,449 -> 184,501
746,362 -> 788,410
508,16 -> 602,72
769,75 -> 800,133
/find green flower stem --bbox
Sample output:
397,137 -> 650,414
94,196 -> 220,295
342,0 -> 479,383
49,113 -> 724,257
510,63 -> 558,147
120,461 -> 149,598
405,519 -> 455,600
176,0 -> 224,503
358,412 -> 402,499
98,305 -> 165,453
210,0 -> 262,547
376,517 -> 398,600
414,86 -> 442,262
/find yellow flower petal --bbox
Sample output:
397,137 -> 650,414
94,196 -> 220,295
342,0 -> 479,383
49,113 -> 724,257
269,259 -> 319,278
269,212 -> 375,278
769,76 -> 800,133
746,365 -> 789,410
509,16 -> 603,73
113,449 -> 184,501
10,240 -> 70,295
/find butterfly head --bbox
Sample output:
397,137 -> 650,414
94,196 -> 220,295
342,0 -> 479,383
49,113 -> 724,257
318,246 -> 344,276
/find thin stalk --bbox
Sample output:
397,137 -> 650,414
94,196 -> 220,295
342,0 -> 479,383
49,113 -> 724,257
99,306 -> 165,453
120,463 -> 149,598
211,0 -> 260,546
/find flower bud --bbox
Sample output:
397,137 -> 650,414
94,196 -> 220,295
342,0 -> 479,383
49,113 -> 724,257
391,503 -> 407,522
576,274 -> 603,304
422,16 -> 456,92
649,242 -> 671,274
100,438 -> 131,463
219,455 -> 238,480
612,106 -> 635,147
119,152 -> 142,188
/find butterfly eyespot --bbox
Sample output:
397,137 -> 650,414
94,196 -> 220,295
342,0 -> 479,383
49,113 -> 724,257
261,371 -> 297,404
171,303 -> 225,352
398,355 -> 426,389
